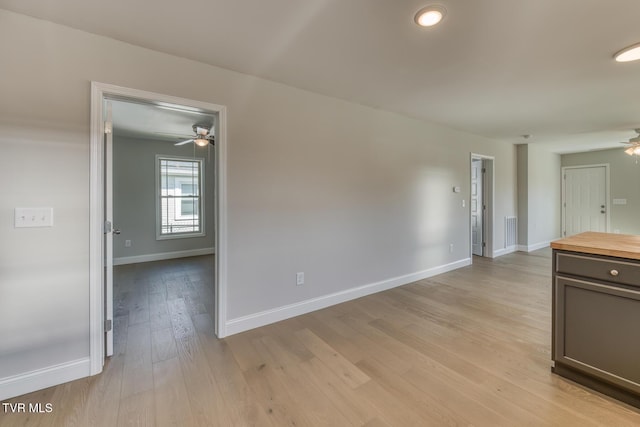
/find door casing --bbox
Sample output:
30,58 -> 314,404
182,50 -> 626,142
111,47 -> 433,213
471,158 -> 484,256
561,164 -> 610,237
104,100 -> 114,357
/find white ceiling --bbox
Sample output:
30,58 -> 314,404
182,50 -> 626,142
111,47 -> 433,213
3,0 -> 640,153
109,99 -> 215,143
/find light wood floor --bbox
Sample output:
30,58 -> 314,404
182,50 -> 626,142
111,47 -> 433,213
2,250 -> 640,426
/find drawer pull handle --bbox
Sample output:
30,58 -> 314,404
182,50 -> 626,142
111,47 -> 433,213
610,269 -> 619,277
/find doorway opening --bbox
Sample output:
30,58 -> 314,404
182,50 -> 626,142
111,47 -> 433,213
90,83 -> 228,375
470,154 -> 494,260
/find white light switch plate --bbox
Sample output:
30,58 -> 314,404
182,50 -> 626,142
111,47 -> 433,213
15,207 -> 54,228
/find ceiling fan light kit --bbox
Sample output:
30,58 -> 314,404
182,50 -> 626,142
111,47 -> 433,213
621,129 -> 640,161
624,146 -> 640,156
174,124 -> 215,146
194,137 -> 209,147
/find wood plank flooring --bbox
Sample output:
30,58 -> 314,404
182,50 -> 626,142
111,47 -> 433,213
2,250 -> 640,426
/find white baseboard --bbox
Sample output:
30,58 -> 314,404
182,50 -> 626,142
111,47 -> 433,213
517,239 -> 556,252
0,358 -> 90,401
225,258 -> 471,336
492,246 -> 517,258
113,247 -> 215,266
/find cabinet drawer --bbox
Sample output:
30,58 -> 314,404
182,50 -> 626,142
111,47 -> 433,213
556,252 -> 640,288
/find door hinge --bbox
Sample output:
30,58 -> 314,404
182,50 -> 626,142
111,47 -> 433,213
482,168 -> 486,173
104,221 -> 112,234
104,319 -> 112,332
482,242 -> 486,248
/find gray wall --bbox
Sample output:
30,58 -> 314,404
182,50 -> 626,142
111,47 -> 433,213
562,148 -> 640,235
527,144 -> 562,245
517,144 -> 562,248
113,135 -> 215,260
0,9 -> 517,383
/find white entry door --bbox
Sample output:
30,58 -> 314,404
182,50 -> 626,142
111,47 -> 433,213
563,165 -> 607,237
471,159 -> 484,256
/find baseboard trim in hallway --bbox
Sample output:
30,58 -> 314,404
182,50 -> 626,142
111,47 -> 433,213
113,247 -> 215,266
225,257 -> 471,335
0,358 -> 90,401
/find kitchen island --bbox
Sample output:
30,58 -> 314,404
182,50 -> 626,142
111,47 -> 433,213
551,232 -> 640,408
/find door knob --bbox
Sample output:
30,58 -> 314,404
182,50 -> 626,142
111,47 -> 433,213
113,229 -> 121,235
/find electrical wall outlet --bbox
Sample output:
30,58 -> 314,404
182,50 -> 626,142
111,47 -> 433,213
296,272 -> 304,286
125,240 -> 132,247
449,244 -> 454,253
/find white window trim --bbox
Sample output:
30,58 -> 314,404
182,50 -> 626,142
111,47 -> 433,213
155,154 -> 206,240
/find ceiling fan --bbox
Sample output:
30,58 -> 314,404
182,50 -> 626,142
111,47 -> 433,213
621,128 -> 640,156
174,124 -> 215,147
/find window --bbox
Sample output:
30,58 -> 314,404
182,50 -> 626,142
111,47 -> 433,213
156,156 -> 205,239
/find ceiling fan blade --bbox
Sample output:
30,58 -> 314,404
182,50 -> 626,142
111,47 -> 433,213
174,139 -> 194,146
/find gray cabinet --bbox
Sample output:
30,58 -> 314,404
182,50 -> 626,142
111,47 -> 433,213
553,250 -> 640,408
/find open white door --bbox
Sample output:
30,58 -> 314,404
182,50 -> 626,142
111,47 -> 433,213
471,159 -> 484,256
104,100 -> 114,357
470,153 -> 494,259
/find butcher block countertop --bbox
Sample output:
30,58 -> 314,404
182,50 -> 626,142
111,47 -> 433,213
551,232 -> 640,261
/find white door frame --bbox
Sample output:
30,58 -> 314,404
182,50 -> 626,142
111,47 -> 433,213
104,100 -> 114,357
470,153 -> 495,260
89,82 -> 228,375
561,163 -> 610,237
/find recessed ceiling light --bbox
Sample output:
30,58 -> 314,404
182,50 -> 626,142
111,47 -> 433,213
414,5 -> 446,27
614,43 -> 640,62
